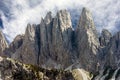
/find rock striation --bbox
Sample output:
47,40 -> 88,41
47,10 -> 73,68
12,24 -> 39,65
75,7 -> 100,72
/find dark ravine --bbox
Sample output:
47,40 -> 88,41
0,7 -> 120,80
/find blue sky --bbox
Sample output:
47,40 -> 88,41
0,0 -> 120,42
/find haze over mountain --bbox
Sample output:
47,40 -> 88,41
0,0 -> 120,42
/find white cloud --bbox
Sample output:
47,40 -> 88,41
0,0 -> 120,42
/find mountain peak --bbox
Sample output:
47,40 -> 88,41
82,7 -> 91,14
56,9 -> 72,31
44,11 -> 52,24
77,7 -> 95,30
99,29 -> 112,46
75,7 -> 100,72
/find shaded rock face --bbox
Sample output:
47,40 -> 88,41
0,16 -> 3,29
98,29 -> 112,68
12,24 -> 39,65
4,35 -> 24,57
49,10 -> 73,68
105,31 -> 120,68
75,7 -> 100,72
38,12 -> 53,67
0,30 -> 8,56
99,29 -> 112,47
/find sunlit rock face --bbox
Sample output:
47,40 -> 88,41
75,7 -> 100,73
72,69 -> 93,80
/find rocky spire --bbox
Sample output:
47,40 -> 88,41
99,29 -> 112,47
105,31 -> 120,68
75,7 -> 100,72
77,7 -> 96,30
4,34 -> 24,57
44,12 -> 52,24
39,18 -> 50,66
0,30 -> 8,56
52,9 -> 72,49
38,10 -> 73,68
12,24 -> 39,65
50,9 -> 73,68
38,12 -> 53,66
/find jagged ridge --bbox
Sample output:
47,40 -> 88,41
0,7 -> 120,80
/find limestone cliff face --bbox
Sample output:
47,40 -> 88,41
98,29 -> 112,68
99,29 -> 112,47
38,10 -> 73,68
75,7 -> 100,72
105,31 -> 120,68
39,12 -> 52,57
38,12 -> 53,67
0,30 -> 8,56
50,10 -> 73,68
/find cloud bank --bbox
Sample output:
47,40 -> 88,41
0,0 -> 120,42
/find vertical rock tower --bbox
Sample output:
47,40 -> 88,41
75,7 -> 100,72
